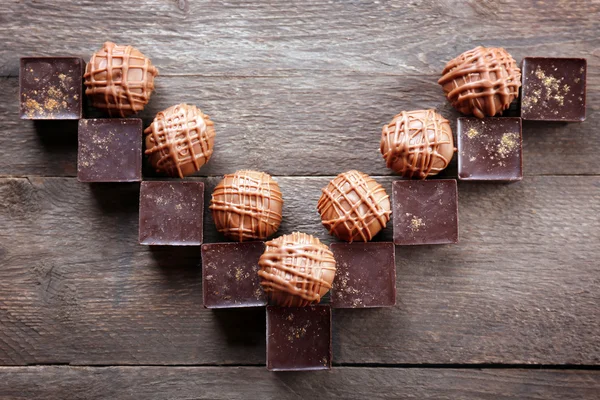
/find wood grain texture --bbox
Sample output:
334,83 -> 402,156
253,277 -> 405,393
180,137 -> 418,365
1,176 -> 598,365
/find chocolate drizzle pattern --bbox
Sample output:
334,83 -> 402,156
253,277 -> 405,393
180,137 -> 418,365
144,103 -> 216,178
438,46 -> 521,118
380,109 -> 455,179
317,170 -> 390,242
210,170 -> 283,242
258,232 -> 336,307
84,42 -> 158,117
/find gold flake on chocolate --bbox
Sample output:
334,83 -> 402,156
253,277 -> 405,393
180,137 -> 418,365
145,103 -> 216,178
258,232 -> 336,307
380,109 -> 455,179
84,42 -> 158,117
438,46 -> 521,118
317,170 -> 390,242
210,170 -> 283,242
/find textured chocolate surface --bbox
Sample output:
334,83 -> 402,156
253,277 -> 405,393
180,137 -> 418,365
330,242 -> 396,308
439,46 -> 521,118
84,42 -> 158,117
258,232 -> 336,307
457,117 -> 522,182
202,242 -> 267,309
521,57 -> 587,122
139,181 -> 204,246
266,305 -> 331,371
145,103 -> 216,178
20,57 -> 83,120
77,118 -> 142,182
317,170 -> 390,242
210,170 -> 283,242
392,179 -> 458,245
381,109 -> 455,179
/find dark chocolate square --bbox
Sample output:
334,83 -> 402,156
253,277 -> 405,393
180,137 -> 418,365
20,57 -> 84,120
78,119 -> 142,182
202,242 -> 267,309
392,179 -> 458,245
330,242 -> 396,308
521,57 -> 586,122
457,117 -> 523,182
139,181 -> 204,246
266,305 -> 331,371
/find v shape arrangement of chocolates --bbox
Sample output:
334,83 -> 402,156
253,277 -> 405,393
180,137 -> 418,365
19,42 -> 587,371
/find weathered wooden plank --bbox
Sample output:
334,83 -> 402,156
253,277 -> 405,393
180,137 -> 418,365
0,366 -> 599,400
0,176 -> 598,365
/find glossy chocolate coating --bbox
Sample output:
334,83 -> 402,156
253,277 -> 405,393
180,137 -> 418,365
145,103 -> 216,178
20,57 -> 83,120
139,181 -> 204,246
439,46 -> 521,118
330,242 -> 396,308
381,110 -> 455,179
317,170 -> 390,242
77,119 -> 142,182
202,242 -> 267,309
521,57 -> 587,122
266,305 -> 331,371
258,232 -> 336,307
457,117 -> 523,182
392,179 -> 458,245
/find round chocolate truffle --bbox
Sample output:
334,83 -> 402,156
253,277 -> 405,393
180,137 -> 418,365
317,170 -> 390,242
438,46 -> 521,118
381,109 -> 455,179
210,170 -> 283,242
258,232 -> 336,307
84,42 -> 158,117
144,103 -> 216,178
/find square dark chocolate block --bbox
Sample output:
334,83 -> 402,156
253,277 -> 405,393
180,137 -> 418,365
457,117 -> 523,182
392,179 -> 458,245
139,181 -> 204,246
202,242 -> 267,309
330,242 -> 396,308
521,57 -> 586,122
78,119 -> 142,182
266,305 -> 331,371
20,57 -> 84,119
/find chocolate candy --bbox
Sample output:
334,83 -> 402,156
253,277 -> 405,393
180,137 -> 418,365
439,46 -> 521,118
317,170 -> 390,242
210,170 -> 283,242
381,109 -> 455,179
392,179 -> 458,245
84,42 -> 158,117
330,242 -> 396,308
20,57 -> 83,119
457,117 -> 523,182
144,103 -> 216,178
266,305 -> 332,371
77,119 -> 142,182
139,181 -> 204,246
521,57 -> 587,122
258,232 -> 336,307
202,242 -> 267,308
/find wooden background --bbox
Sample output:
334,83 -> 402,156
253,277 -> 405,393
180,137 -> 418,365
1,0 -> 599,398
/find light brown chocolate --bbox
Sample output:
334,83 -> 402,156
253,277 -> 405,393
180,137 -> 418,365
317,170 -> 390,242
381,109 -> 455,179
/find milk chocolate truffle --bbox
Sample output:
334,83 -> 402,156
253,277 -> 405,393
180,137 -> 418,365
317,170 -> 390,242
258,232 -> 336,307
210,170 -> 283,242
144,103 -> 216,178
438,46 -> 521,118
84,42 -> 158,117
381,109 -> 455,179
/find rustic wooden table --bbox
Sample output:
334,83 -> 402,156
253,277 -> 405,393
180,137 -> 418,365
1,1 -> 599,399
